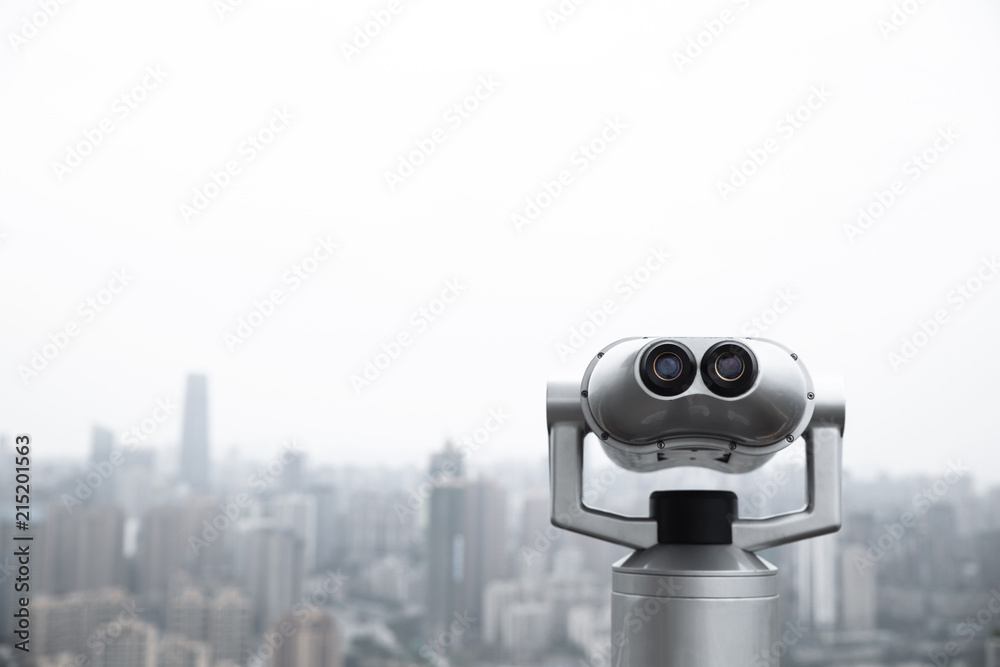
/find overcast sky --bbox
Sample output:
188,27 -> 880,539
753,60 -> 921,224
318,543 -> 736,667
2,0 -> 999,482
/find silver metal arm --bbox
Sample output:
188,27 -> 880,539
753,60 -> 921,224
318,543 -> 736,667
548,382 -> 658,550
547,380 -> 845,553
732,385 -> 844,551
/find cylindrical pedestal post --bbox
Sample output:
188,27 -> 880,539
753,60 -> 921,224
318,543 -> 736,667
611,544 -> 778,666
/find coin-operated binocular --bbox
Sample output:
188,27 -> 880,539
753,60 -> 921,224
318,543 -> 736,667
547,337 -> 844,666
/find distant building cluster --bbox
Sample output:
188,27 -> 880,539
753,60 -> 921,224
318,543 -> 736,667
1,375 -> 1000,666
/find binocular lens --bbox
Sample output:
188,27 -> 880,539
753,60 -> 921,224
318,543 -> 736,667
641,342 -> 697,397
654,353 -> 683,381
701,342 -> 757,397
715,353 -> 745,381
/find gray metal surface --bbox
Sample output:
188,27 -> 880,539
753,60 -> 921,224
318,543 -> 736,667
611,591 -> 778,666
610,545 -> 778,666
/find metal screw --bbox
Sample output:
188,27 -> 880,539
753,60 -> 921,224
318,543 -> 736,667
786,435 -> 795,442
601,433 -> 609,441
597,352 -> 604,358
728,442 -> 737,451
791,353 -> 798,360
657,441 -> 665,449
581,390 -> 588,398
807,392 -> 815,400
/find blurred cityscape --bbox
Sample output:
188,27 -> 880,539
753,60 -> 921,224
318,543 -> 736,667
3,375 -> 1000,667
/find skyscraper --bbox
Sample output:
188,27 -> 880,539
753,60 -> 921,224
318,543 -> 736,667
426,474 -> 507,642
180,374 -> 210,492
426,480 -> 465,640
462,478 -> 507,626
90,426 -> 116,504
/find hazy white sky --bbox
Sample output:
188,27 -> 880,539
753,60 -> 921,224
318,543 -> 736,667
2,0 -> 999,480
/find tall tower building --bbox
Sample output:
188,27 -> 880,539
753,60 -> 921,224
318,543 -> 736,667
426,474 -> 507,641
426,480 -> 466,640
90,426 -> 116,505
180,374 -> 210,492
429,442 -> 464,480
462,478 -> 507,625
270,609 -> 342,667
